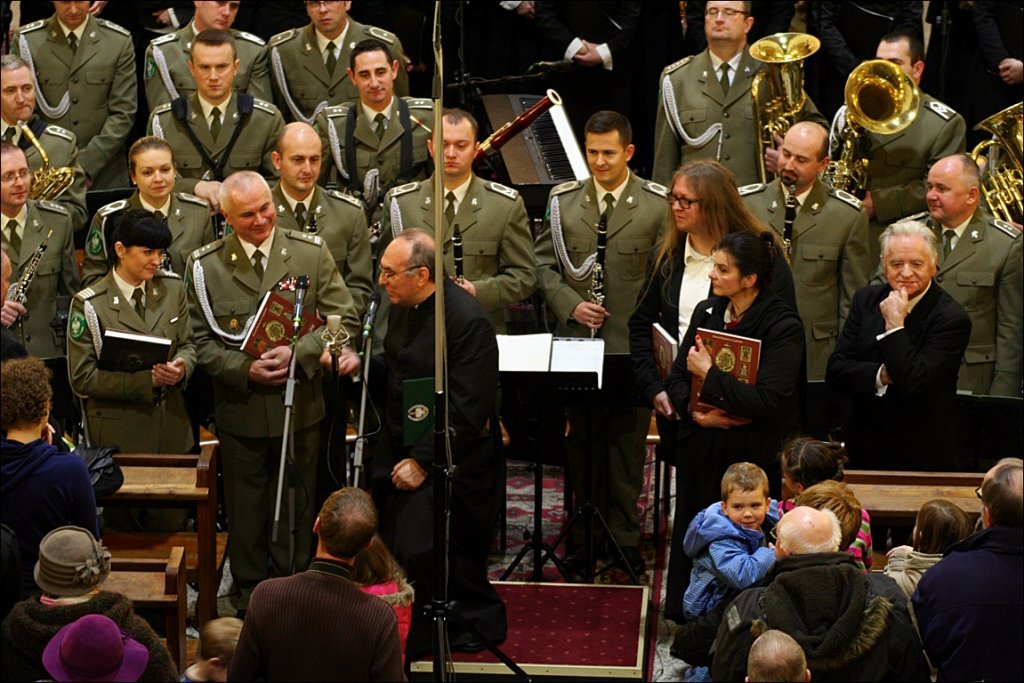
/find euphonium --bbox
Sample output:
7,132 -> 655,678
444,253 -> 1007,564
750,32 -> 820,184
821,59 -> 920,198
17,123 -> 75,201
970,102 -> 1023,225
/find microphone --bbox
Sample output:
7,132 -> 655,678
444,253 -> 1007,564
292,275 -> 310,337
361,292 -> 382,348
528,60 -> 575,74
321,314 -> 349,357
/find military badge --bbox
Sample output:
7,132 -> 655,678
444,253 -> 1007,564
145,57 -> 156,79
70,312 -> 86,340
87,229 -> 104,255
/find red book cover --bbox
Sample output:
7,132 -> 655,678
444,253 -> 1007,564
689,327 -> 762,414
241,290 -> 322,358
652,322 -> 678,382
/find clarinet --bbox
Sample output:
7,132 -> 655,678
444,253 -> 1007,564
306,210 -> 318,234
587,213 -> 608,339
452,224 -> 465,284
6,229 -> 53,305
783,182 -> 798,260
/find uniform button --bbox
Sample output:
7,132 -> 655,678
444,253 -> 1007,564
72,119 -> 79,125
937,275 -> 944,283
724,133 -> 730,139
722,112 -> 730,118
72,97 -> 78,104
72,77 -> 79,84
328,90 -> 334,97
723,154 -> 730,160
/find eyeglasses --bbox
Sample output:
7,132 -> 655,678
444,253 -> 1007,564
768,527 -> 778,543
706,8 -> 747,18
379,266 -> 421,281
304,1 -> 342,7
669,194 -> 700,210
975,486 -> 983,501
1,169 -> 30,183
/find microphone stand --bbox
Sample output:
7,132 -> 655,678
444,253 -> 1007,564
321,314 -> 352,487
351,293 -> 381,488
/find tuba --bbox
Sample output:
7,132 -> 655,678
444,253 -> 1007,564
970,102 -> 1023,225
821,59 -> 920,198
750,33 -> 820,184
17,123 -> 75,201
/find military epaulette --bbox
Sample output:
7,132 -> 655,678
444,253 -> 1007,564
326,188 -> 364,208
830,188 -> 862,210
551,180 -> 584,196
663,55 -> 695,75
152,33 -> 177,46
36,199 -> 69,215
43,125 -> 74,142
738,183 -> 765,197
366,26 -> 397,45
406,98 -> 433,109
153,103 -> 173,116
324,104 -> 349,119
268,29 -> 296,48
904,211 -> 930,222
154,269 -> 182,280
96,18 -> 131,36
642,180 -> 669,198
234,30 -> 266,46
388,181 -> 420,199
75,284 -> 104,302
18,19 -> 46,33
252,99 -> 278,114
286,231 -> 324,247
924,99 -> 956,122
176,192 -> 207,208
192,241 -> 224,261
96,200 -> 128,217
991,219 -> 1021,239
486,181 -> 518,200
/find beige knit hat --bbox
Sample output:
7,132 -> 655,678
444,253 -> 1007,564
33,526 -> 111,597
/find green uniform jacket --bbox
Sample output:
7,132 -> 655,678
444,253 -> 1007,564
931,210 -> 1022,396
652,48 -> 827,187
67,271 -> 196,453
6,200 -> 79,359
271,183 -> 374,317
150,92 -> 284,194
268,20 -> 410,123
535,173 -> 671,353
14,15 -> 137,190
740,179 -> 871,380
144,26 -> 271,112
16,117 -> 88,232
379,175 -> 538,333
186,229 -> 359,437
81,191 -> 217,288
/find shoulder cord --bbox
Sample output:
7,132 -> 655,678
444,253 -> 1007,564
19,34 -> 71,119
550,195 -> 595,282
829,105 -> 848,153
661,73 -> 722,151
83,300 -> 103,357
191,258 -> 255,344
152,45 -> 180,102
327,115 -> 348,182
389,195 -> 404,239
270,46 -> 328,125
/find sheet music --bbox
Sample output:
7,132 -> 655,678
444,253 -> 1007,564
551,337 -> 605,389
496,333 -> 553,372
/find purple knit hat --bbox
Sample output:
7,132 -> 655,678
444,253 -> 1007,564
42,614 -> 149,682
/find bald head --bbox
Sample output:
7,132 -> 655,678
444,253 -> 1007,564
981,458 -> 1023,528
778,122 -> 830,194
273,122 -> 322,200
775,506 -> 842,557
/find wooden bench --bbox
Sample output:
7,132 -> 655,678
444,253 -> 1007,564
104,546 -> 187,673
99,434 -> 225,626
845,469 -> 984,528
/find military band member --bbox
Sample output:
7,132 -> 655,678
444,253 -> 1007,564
271,122 -> 373,316
149,30 -> 285,212
268,0 -> 410,124
652,0 -> 826,187
535,111 -> 671,575
379,108 -> 537,333
13,1 -> 137,190
923,154 -> 1022,396
1,54 -> 88,231
144,1 -> 271,112
740,122 -> 870,380
313,39 -> 433,227
82,137 -> 217,288
186,171 -> 360,611
0,143 -> 78,361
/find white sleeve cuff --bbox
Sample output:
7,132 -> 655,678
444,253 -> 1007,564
875,326 -> 903,341
874,364 -> 888,396
500,1 -> 522,9
597,43 -> 613,70
565,37 -> 584,61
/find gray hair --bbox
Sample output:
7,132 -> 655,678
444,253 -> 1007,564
747,630 -> 808,682
218,171 -> 271,215
879,219 -> 938,266
394,227 -> 436,280
0,54 -> 30,73
777,507 -> 843,554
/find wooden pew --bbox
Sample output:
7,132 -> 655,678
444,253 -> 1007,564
844,469 -> 984,528
104,546 -> 187,673
99,434 -> 225,626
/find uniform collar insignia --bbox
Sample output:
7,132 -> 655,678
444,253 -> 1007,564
190,111 -> 198,120
174,208 -> 181,217
277,204 -> 286,212
971,230 -> 979,239
349,41 -> 357,49
152,287 -> 158,296
231,252 -> 237,262
305,43 -> 312,52
281,248 -> 287,256
626,195 -> 634,204
89,31 -> 96,39
771,200 -> 778,210
743,66 -> 751,73
232,111 -> 239,120
425,197 -> 431,205
811,202 -> 819,211
471,197 -> 478,206
701,70 -> 707,77
113,296 -> 119,305
51,31 -> 57,38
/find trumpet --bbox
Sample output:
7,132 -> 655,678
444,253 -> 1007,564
17,123 -> 75,201
970,102 -> 1023,225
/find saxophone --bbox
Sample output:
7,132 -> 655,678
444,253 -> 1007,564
6,229 -> 54,306
587,213 -> 608,339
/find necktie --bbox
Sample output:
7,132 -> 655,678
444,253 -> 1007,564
942,229 -> 956,261
719,63 -> 730,96
153,209 -> 165,222
294,201 -> 308,229
252,251 -> 264,280
210,107 -> 222,141
2,127 -> 14,144
325,41 -> 337,75
68,32 -> 78,53
5,219 -> 19,261
445,191 -> 456,225
374,113 -> 386,140
132,287 -> 145,320
602,193 -> 615,221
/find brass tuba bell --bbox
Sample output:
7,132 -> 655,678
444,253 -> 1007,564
970,102 -> 1023,225
16,122 -> 76,202
750,32 -> 820,184
820,59 -> 920,198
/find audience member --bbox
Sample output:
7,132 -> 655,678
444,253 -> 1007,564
182,617 -> 244,683
913,457 -> 1023,682
354,533 -> 415,662
228,487 -> 405,682
1,357 -> 99,594
746,629 -> 811,683
712,507 -> 929,681
0,526 -> 177,682
885,498 -> 972,601
43,614 -> 149,683
0,523 -> 20,622
794,480 -> 867,569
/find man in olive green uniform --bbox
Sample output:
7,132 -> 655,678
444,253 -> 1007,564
740,122 -> 870,380
143,0 -> 271,111
13,4 -> 136,190
859,33 -> 967,264
271,122 -> 373,316
149,30 -> 284,207
652,0 -> 826,187
380,109 -> 536,333
922,154 -> 1022,396
536,112 -> 670,575
1,56 -> 88,232
187,171 -> 361,610
313,39 -> 432,228
0,143 -> 78,361
268,0 -> 410,123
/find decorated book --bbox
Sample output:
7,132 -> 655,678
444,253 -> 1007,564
652,323 -> 678,381
689,327 -> 761,414
240,290 -> 322,358
99,330 -> 171,372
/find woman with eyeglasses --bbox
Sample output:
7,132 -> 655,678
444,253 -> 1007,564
628,159 -> 797,623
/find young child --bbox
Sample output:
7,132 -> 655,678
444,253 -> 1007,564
884,498 -> 973,601
780,437 -> 874,571
678,462 -> 778,682
180,617 -> 243,682
353,534 -> 414,661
